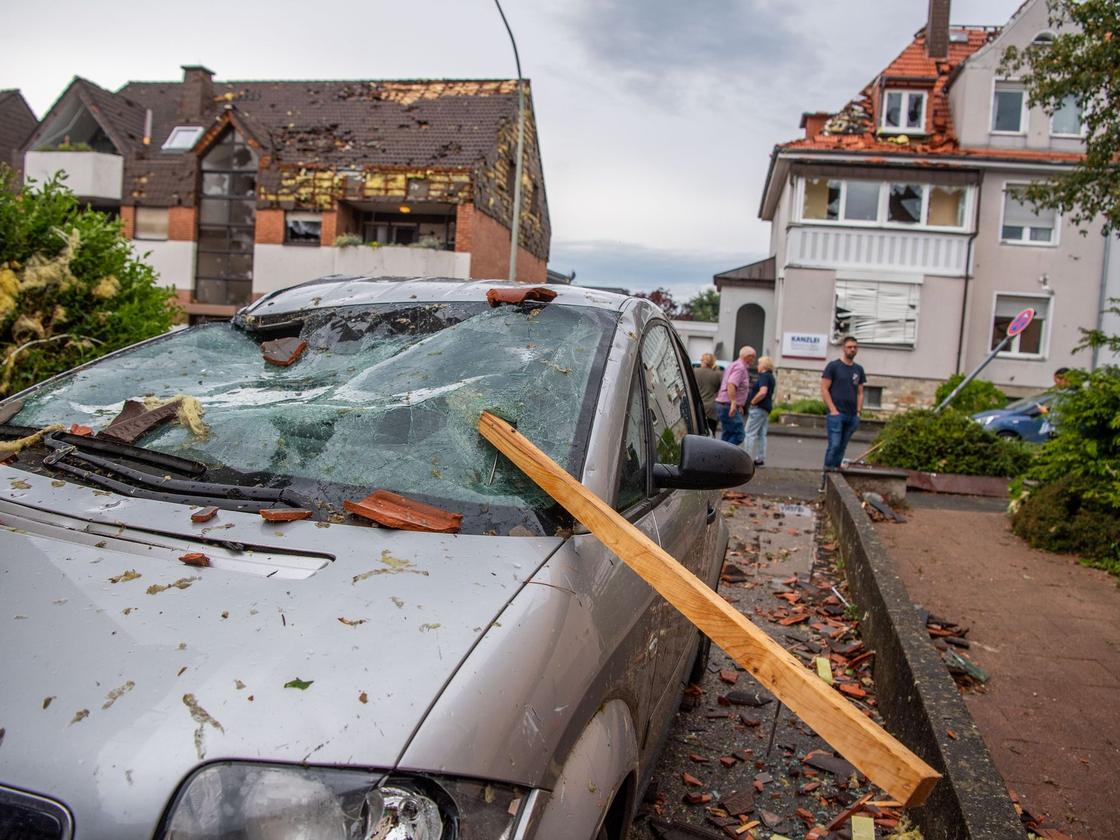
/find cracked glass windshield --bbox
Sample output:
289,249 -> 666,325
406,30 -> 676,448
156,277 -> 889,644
13,301 -> 617,535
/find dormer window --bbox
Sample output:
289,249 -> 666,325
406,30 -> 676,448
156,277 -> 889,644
162,126 -> 204,153
881,90 -> 926,133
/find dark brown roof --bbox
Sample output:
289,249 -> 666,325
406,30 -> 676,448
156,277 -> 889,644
0,90 -> 38,174
117,78 -> 522,170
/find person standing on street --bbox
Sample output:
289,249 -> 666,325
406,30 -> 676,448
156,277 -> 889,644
694,353 -> 723,435
821,336 -> 866,477
715,345 -> 756,447
743,356 -> 776,466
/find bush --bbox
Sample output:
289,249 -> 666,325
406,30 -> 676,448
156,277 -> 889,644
934,374 -> 1007,415
770,398 -> 828,423
872,409 -> 1032,477
0,167 -> 176,396
1011,475 -> 1120,575
332,233 -> 363,247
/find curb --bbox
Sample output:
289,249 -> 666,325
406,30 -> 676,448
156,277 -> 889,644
766,424 -> 877,443
824,474 -> 1026,840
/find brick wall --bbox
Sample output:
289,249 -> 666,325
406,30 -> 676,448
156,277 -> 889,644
455,203 -> 546,282
168,207 -> 197,241
320,210 -> 338,246
256,209 -> 284,244
119,205 -> 135,239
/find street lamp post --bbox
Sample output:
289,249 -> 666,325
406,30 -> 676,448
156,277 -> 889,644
494,0 -> 526,282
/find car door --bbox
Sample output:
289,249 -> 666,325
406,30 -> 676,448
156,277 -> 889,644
639,323 -> 715,729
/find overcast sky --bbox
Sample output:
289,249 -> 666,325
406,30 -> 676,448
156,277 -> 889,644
1,0 -> 1024,299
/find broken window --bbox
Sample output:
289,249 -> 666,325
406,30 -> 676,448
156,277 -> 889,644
992,82 -> 1026,132
406,178 -> 429,200
927,186 -> 966,228
887,184 -> 924,225
833,279 -> 919,346
135,207 -> 169,241
882,90 -> 925,132
1001,187 -> 1057,243
991,295 -> 1048,355
196,130 -> 257,305
13,301 -> 618,536
285,211 -> 322,245
802,178 -> 840,221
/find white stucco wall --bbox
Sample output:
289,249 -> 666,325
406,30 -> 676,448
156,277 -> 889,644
132,240 -> 195,291
252,245 -> 471,295
670,320 -> 718,360
24,151 -> 123,202
961,171 -> 1107,389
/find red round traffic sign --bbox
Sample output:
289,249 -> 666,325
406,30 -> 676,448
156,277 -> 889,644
1007,308 -> 1035,338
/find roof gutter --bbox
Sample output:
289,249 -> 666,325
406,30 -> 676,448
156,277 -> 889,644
955,177 -> 983,374
772,147 -> 1081,173
1093,231 -> 1115,371
757,146 -> 785,221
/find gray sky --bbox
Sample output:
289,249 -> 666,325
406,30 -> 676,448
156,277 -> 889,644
1,0 -> 1024,299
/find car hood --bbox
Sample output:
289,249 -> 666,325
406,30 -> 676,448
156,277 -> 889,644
0,468 -> 561,836
971,410 -> 1004,421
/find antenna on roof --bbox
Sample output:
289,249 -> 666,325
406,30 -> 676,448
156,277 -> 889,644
143,109 -> 152,146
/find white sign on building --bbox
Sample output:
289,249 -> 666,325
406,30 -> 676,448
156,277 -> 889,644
782,332 -> 827,359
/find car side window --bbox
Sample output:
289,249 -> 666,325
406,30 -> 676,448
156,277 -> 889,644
614,367 -> 649,512
641,324 -> 694,466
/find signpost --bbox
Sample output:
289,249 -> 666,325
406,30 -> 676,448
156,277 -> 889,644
936,308 -> 1035,412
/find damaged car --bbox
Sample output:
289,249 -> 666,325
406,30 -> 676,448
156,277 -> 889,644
0,276 -> 752,840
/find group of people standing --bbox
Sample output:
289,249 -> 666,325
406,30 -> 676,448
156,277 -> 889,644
693,346 -> 776,466
692,335 -> 867,479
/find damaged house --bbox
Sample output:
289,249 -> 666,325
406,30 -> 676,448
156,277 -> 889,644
20,67 -> 551,319
717,0 -> 1120,409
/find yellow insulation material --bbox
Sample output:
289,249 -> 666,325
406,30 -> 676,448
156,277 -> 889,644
0,423 -> 65,453
141,395 -> 209,439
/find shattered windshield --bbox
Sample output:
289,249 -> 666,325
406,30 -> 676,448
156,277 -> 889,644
12,301 -> 617,535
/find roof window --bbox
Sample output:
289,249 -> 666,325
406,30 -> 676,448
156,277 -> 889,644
162,126 -> 204,153
881,90 -> 926,133
948,30 -> 970,43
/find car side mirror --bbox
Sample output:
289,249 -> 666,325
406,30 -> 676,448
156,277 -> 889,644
652,434 -> 754,490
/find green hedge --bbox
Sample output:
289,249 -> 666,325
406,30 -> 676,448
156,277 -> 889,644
769,398 -> 828,423
872,409 -> 1032,477
933,374 -> 1007,415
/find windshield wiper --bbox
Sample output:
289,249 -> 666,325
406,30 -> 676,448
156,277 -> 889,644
42,437 -> 310,512
1,424 -> 207,476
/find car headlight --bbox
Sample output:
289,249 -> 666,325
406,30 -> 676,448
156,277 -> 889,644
160,762 -> 529,840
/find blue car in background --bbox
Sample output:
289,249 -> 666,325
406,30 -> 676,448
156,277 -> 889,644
972,392 -> 1055,442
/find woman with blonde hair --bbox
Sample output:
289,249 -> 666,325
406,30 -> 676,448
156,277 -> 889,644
744,356 -> 776,466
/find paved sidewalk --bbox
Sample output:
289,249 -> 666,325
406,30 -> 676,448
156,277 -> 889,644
875,508 -> 1120,840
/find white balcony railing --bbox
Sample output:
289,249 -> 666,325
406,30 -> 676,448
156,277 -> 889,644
23,151 -> 123,202
788,225 -> 970,277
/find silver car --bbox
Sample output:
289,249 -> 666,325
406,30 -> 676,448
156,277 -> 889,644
0,277 -> 751,840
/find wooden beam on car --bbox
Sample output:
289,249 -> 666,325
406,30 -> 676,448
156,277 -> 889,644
477,411 -> 940,808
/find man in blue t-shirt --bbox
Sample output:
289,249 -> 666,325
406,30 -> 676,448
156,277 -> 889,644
820,335 -> 867,476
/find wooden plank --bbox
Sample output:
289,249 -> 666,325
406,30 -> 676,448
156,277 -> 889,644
478,412 -> 940,807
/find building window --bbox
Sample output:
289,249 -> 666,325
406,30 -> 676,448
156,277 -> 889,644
802,178 -> 840,221
1001,187 -> 1057,244
887,183 -> 924,224
195,129 -> 257,306
834,279 -> 919,346
992,82 -> 1026,133
134,207 -> 169,241
927,186 -> 966,227
1050,95 -> 1083,136
285,211 -> 322,244
844,181 -> 880,221
863,386 -> 883,409
882,90 -> 926,133
991,295 -> 1048,355
162,126 -> 204,153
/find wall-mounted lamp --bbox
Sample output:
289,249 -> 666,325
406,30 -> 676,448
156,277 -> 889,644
398,205 -> 411,214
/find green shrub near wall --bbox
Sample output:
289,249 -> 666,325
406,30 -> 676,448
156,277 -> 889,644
933,374 -> 1007,415
872,409 -> 1032,477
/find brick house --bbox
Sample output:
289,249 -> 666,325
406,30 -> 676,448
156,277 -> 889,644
0,90 -> 37,176
716,0 -> 1119,410
21,67 -> 550,319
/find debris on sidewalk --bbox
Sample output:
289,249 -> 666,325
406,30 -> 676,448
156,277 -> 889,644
915,607 -> 989,689
862,491 -> 906,523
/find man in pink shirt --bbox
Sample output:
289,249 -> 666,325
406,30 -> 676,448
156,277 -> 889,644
715,345 -> 756,446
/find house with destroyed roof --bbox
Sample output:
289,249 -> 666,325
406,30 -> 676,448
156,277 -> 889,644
21,67 -> 550,320
715,0 -> 1120,410
0,90 -> 37,177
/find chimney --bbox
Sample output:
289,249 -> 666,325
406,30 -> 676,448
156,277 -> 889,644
800,112 -> 831,140
926,0 -> 950,59
178,65 -> 215,123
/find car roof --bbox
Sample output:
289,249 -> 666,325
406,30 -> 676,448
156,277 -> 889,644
242,276 -> 633,320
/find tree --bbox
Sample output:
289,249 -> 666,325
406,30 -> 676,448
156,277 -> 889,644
0,167 -> 177,396
682,289 -> 720,322
632,287 -> 681,318
1001,0 -> 1120,232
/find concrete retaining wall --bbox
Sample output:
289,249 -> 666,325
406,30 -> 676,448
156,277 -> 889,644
825,475 -> 1025,840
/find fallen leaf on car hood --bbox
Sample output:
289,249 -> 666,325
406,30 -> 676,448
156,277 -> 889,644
284,677 -> 314,690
